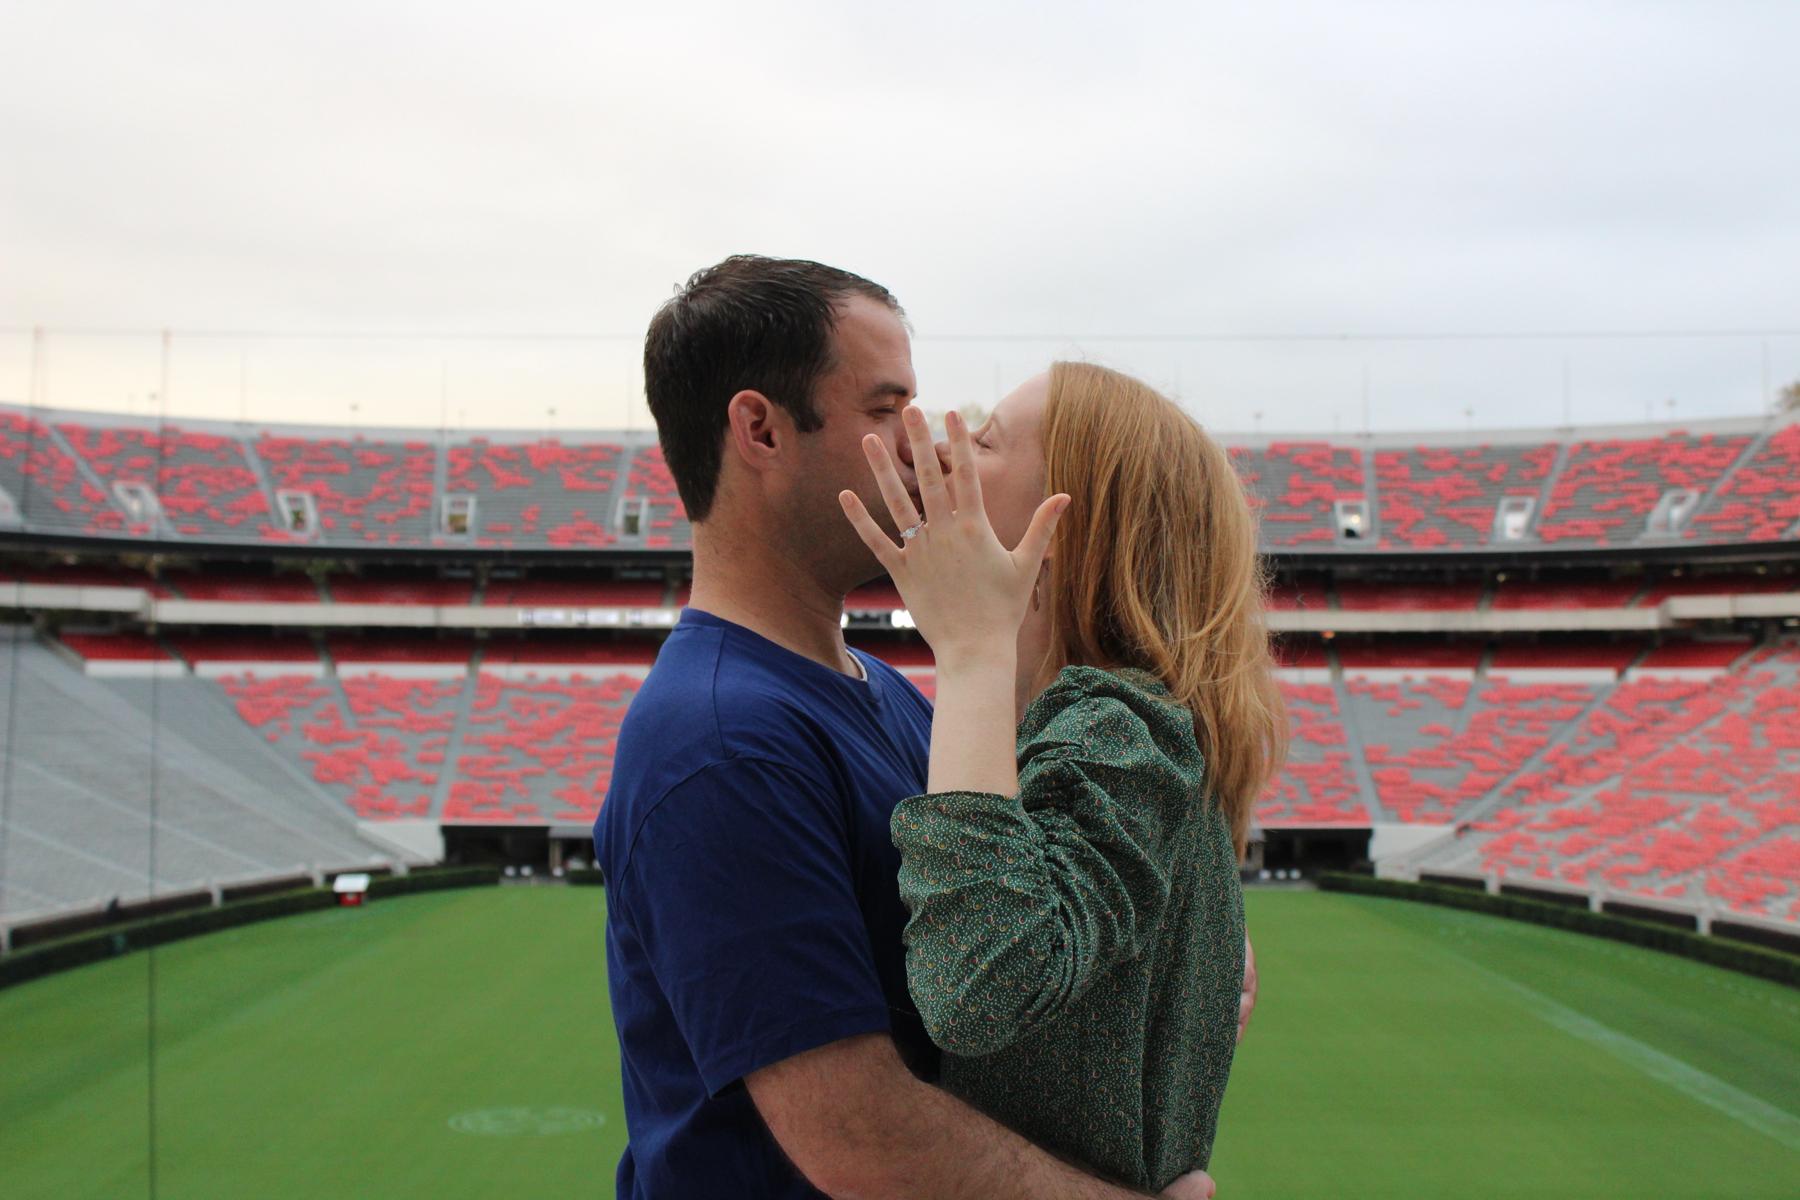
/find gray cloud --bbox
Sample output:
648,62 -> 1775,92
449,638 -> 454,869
2,0 -> 1796,432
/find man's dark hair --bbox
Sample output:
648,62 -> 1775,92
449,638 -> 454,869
643,255 -> 903,522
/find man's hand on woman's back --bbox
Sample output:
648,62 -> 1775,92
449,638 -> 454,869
1161,1169 -> 1218,1199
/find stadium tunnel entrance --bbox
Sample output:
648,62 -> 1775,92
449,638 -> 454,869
1253,827 -> 1373,879
442,825 -> 601,879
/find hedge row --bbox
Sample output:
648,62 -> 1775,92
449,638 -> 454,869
0,865 -> 500,992
1316,872 -> 1800,989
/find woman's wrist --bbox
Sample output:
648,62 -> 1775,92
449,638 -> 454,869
931,637 -> 1017,675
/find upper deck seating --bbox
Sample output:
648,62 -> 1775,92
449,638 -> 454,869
58,423 -> 271,538
1374,442 -> 1559,550
619,444 -> 690,549
0,412 -> 125,534
1235,442 -> 1363,547
1686,422 -> 1800,543
254,433 -> 437,544
1536,431 -> 1752,544
445,437 -> 624,548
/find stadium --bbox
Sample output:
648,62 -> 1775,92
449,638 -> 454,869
2,393 -> 1797,1196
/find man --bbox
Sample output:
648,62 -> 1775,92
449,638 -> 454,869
594,255 -> 1223,1199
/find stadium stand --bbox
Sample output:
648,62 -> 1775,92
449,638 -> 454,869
1409,642 -> 1800,923
6,402 -> 1800,936
4,403 -> 1798,553
482,577 -> 670,607
58,422 -> 272,538
253,431 -> 438,544
1489,576 -> 1644,609
447,672 -> 642,824
1334,581 -> 1485,611
325,574 -> 475,605
1686,422 -> 1800,543
0,412 -> 128,535
1261,680 -> 1368,825
162,570 -> 321,602
0,633 -> 387,918
1535,430 -> 1753,544
445,436 -> 625,548
1234,442 -> 1364,547
1374,441 -> 1558,550
619,443 -> 690,549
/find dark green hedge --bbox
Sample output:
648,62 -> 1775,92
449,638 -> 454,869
0,866 -> 500,991
565,867 -> 606,887
1316,872 -> 1800,989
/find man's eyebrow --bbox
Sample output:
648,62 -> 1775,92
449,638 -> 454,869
865,382 -> 912,402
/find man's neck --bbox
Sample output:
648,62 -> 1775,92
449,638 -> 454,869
685,520 -> 859,677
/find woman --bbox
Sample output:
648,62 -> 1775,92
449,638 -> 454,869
839,362 -> 1286,1193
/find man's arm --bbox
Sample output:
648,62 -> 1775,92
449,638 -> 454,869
747,1032 -> 1156,1200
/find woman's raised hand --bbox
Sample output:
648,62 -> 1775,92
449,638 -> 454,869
839,406 -> 1068,664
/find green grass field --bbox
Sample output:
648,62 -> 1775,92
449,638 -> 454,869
2,886 -> 1796,1199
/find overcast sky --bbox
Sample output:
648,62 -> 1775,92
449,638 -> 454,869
2,0 -> 1797,434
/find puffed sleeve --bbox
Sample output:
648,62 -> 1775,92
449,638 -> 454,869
890,691 -> 1193,1057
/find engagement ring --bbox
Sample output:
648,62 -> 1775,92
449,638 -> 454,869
900,521 -> 924,541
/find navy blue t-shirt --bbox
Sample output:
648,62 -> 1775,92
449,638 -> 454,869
593,608 -> 937,1199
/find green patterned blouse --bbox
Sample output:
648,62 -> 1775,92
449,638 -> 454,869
890,665 -> 1246,1192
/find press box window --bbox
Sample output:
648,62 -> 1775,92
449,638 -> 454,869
441,494 -> 476,537
1644,488 -> 1701,538
616,496 -> 649,538
1493,496 -> 1536,542
112,481 -> 162,525
276,489 -> 319,537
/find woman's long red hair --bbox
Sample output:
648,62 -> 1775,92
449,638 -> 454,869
1039,362 -> 1287,858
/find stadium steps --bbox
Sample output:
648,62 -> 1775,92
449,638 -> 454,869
1400,640 -> 1656,843
1328,663 -> 1391,823
1360,450 -> 1380,545
1410,644 -> 1797,894
430,437 -> 449,535
1688,425 -> 1775,529
1372,678 -> 1625,877
1525,439 -> 1574,541
43,420 -> 124,525
236,428 -> 285,533
426,651 -> 484,820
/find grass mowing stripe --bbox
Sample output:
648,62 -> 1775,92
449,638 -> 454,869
1456,955 -> 1800,1155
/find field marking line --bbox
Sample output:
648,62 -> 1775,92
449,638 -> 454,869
1458,956 -> 1800,1156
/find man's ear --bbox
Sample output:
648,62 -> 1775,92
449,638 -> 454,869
725,390 -> 784,471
